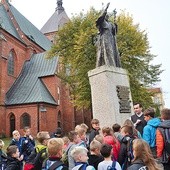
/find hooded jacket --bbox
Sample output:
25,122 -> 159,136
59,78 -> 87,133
143,117 -> 161,147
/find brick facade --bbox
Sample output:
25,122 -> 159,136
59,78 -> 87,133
0,1 -> 91,137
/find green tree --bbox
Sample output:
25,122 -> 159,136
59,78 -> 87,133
47,9 -> 162,109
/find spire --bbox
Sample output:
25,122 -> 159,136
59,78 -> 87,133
56,0 -> 64,14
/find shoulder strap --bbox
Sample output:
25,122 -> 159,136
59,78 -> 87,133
112,161 -> 116,169
49,161 -> 63,170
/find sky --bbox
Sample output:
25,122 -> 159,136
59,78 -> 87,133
11,0 -> 170,107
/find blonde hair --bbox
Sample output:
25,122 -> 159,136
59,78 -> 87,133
12,130 -> 20,136
133,139 -> 160,170
62,136 -> 70,145
0,139 -> 4,149
71,146 -> 88,162
75,125 -> 81,132
80,123 -> 88,132
94,134 -> 104,144
36,131 -> 50,144
90,140 -> 102,151
47,138 -> 64,156
76,127 -> 86,136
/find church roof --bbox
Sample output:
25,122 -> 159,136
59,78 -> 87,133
41,0 -> 69,34
0,4 -> 22,41
5,52 -> 58,106
0,2 -> 52,50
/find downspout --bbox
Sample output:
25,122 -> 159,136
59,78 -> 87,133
37,103 -> 40,132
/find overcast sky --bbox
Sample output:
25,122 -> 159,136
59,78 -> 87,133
11,0 -> 170,107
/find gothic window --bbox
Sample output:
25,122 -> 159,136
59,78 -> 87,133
20,113 -> 31,128
57,87 -> 60,105
57,111 -> 61,128
7,50 -> 15,75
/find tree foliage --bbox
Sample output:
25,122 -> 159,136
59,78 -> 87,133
47,9 -> 162,109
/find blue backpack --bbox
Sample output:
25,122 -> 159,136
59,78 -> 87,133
107,161 -> 116,170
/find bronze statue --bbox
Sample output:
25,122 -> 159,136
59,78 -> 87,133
96,3 -> 121,67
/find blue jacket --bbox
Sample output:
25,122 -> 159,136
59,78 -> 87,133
143,117 -> 161,147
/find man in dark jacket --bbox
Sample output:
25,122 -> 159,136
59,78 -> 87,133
130,102 -> 146,135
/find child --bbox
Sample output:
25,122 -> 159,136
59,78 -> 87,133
75,127 -> 87,148
0,139 -> 7,169
128,139 -> 160,170
94,135 -> 104,144
22,126 -> 35,160
63,131 -> 80,170
156,108 -> 170,170
88,140 -> 104,169
102,126 -> 120,161
142,108 -> 161,157
112,123 -> 123,142
71,146 -> 95,170
42,138 -> 68,170
89,119 -> 100,145
6,145 -> 21,170
24,131 -> 50,170
9,130 -> 24,166
98,144 -> 121,170
118,125 -> 136,170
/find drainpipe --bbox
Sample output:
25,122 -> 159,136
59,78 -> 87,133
37,103 -> 40,132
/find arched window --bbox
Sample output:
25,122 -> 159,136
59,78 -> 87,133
57,111 -> 61,128
7,50 -> 15,75
20,113 -> 31,129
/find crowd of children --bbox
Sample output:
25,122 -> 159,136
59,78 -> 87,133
1,106 -> 170,170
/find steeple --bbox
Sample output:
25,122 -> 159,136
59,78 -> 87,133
56,0 -> 64,14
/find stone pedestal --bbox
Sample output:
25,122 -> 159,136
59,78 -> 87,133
88,65 -> 133,128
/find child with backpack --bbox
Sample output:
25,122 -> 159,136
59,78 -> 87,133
156,108 -> 170,170
42,138 -> 68,170
6,145 -> 21,170
142,108 -> 161,157
24,131 -> 50,170
98,144 -> 121,170
71,146 -> 95,170
0,139 -> 7,170
118,125 -> 136,170
127,139 -> 160,170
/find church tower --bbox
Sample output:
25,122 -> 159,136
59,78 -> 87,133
41,0 -> 69,42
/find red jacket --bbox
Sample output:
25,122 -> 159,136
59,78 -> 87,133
103,135 -> 120,160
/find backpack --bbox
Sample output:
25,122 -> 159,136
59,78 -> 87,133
122,137 -> 134,170
24,147 -> 47,170
0,152 -> 7,170
158,127 -> 170,163
107,161 -> 116,170
42,160 -> 67,170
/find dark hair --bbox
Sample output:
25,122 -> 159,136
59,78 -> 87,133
100,144 -> 112,158
161,108 -> 170,120
6,145 -> 18,157
67,131 -> 78,142
112,123 -> 121,132
133,102 -> 142,108
144,108 -> 155,118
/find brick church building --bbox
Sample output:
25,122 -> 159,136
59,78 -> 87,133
0,0 -> 91,137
